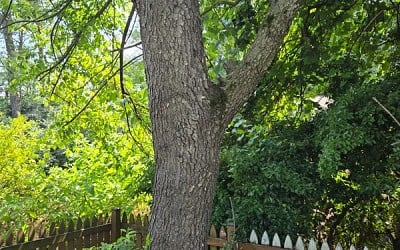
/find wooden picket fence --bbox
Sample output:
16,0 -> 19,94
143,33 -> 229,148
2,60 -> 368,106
0,208 -> 369,250
207,226 -> 370,250
0,208 -> 147,250
240,229 -> 370,250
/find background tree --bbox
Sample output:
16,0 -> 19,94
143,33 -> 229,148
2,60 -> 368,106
0,0 -> 48,119
1,4 -> 22,117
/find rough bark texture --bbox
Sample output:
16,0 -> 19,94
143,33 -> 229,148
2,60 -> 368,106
9,93 -> 21,118
137,0 -> 302,249
1,11 -> 21,118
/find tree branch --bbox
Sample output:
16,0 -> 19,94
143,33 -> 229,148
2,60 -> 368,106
0,0 -> 73,29
119,2 -> 137,96
0,0 -> 13,28
39,0 -> 113,81
221,0 -> 303,124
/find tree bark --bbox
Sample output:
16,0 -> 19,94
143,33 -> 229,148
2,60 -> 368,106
1,11 -> 21,118
9,93 -> 21,118
137,0 -> 302,249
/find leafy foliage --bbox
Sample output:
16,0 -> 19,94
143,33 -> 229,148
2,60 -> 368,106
213,0 -> 400,248
0,0 -> 152,233
214,120 -> 319,240
93,230 -> 140,250
0,115 -> 44,199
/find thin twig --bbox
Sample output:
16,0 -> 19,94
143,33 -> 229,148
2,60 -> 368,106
119,2 -> 136,96
110,41 -> 142,52
229,197 -> 236,231
0,0 -> 13,28
372,97 -> 400,127
39,0 -> 113,81
0,0 -> 73,29
229,197 -> 238,249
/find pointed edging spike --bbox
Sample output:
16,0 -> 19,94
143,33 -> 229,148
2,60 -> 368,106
28,226 -> 35,241
17,230 -> 24,243
284,235 -> 293,248
335,242 -> 343,250
219,226 -> 227,239
321,240 -> 330,250
308,238 -> 317,250
209,225 -> 217,238
249,230 -> 258,244
295,236 -> 305,250
261,231 -> 269,245
272,233 -> 281,247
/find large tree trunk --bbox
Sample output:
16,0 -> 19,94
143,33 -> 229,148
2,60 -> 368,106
137,0 -> 302,249
138,1 -> 223,248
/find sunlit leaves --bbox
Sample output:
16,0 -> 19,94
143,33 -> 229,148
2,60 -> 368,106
0,115 -> 44,197
0,0 -> 151,232
201,0 -> 268,79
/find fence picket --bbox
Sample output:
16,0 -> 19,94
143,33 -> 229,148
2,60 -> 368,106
83,218 -> 90,248
75,218 -> 83,250
49,222 -> 56,236
122,212 -> 128,226
38,223 -> 46,238
249,230 -> 258,244
143,215 -> 149,227
272,233 -> 281,247
90,216 -> 99,247
16,230 -> 24,244
308,238 -> 317,250
58,220 -> 67,250
27,226 -> 35,241
38,223 -> 47,250
128,214 -> 135,224
209,225 -> 217,250
219,226 -> 227,240
136,215 -> 142,227
103,214 -> 112,244
67,219 -> 75,250
321,240 -> 329,250
335,242 -> 343,250
284,235 -> 292,248
261,231 -> 269,245
295,236 -> 304,250
59,220 -> 66,234
97,215 -> 105,244
5,231 -> 13,246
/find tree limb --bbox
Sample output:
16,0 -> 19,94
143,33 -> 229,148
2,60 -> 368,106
0,0 -> 13,28
119,2 -> 137,96
221,0 -> 303,124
